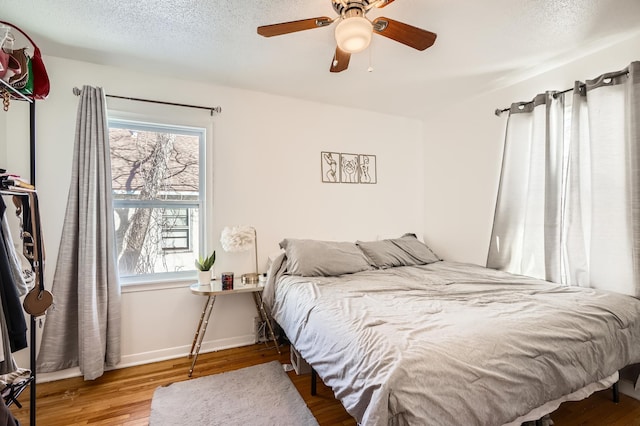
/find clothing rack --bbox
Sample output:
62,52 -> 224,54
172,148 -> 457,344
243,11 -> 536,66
1,77 -> 38,426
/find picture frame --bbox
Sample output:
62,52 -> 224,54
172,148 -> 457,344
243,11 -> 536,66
321,151 -> 340,183
340,153 -> 359,184
358,154 -> 377,184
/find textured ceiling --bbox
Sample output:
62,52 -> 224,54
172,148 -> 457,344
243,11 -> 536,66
1,0 -> 640,118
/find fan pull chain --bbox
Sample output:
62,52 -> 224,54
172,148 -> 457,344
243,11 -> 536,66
368,42 -> 374,72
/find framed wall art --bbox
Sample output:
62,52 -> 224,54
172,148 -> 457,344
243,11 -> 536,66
340,153 -> 359,184
321,151 -> 340,183
358,154 -> 377,184
321,151 -> 377,184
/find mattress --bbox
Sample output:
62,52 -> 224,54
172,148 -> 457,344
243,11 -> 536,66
265,259 -> 640,426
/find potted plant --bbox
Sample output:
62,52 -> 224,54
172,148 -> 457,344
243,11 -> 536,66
195,251 -> 216,285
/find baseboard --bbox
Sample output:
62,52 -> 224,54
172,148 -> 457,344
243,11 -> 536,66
36,334 -> 256,384
118,334 -> 256,367
620,378 -> 640,401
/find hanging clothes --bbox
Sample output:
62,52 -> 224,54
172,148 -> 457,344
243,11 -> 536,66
0,196 -> 26,363
0,188 -> 30,371
0,399 -> 18,426
0,203 -> 29,297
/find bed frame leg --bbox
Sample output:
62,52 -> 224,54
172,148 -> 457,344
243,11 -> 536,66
311,368 -> 317,396
612,381 -> 620,403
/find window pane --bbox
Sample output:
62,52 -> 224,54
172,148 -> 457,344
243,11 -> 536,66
109,127 -> 200,201
113,206 -> 200,277
161,230 -> 189,251
162,208 -> 189,227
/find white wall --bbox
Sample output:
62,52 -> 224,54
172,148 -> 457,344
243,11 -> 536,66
422,32 -> 640,266
3,56 -> 425,379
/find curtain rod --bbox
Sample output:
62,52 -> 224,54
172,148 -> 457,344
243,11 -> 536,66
72,87 -> 222,116
494,69 -> 629,117
494,87 -> 573,116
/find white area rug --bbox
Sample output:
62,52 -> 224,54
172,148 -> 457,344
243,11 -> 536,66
149,361 -> 319,425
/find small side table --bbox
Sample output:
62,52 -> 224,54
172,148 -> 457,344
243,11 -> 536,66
188,281 -> 281,377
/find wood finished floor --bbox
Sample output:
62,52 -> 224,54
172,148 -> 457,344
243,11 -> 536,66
9,343 -> 640,425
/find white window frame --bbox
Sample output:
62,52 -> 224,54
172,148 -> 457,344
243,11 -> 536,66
108,118 -> 207,286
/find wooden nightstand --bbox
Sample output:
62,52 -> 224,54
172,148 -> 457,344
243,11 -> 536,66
188,281 -> 281,377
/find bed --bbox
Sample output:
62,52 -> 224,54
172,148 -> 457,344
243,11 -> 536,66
263,235 -> 640,426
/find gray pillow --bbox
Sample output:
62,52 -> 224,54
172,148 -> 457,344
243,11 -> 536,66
279,239 -> 373,277
357,234 -> 440,268
356,239 -> 413,269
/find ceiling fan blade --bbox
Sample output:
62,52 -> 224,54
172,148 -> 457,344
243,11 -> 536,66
372,17 -> 437,51
257,17 -> 333,37
330,47 -> 351,73
375,0 -> 396,8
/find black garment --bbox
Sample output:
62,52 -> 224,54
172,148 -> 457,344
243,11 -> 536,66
0,197 -> 27,352
16,197 -> 31,261
0,402 -> 19,426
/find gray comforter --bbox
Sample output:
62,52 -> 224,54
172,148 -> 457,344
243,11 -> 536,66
265,259 -> 640,426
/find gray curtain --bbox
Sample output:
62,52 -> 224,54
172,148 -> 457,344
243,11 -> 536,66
487,92 -> 566,283
565,62 -> 640,298
488,61 -> 640,301
37,86 -> 121,380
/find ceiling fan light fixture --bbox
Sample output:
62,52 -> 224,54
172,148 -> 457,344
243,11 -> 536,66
335,16 -> 373,54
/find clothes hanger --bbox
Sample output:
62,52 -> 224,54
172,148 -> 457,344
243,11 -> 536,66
0,26 -> 14,52
0,26 -> 11,81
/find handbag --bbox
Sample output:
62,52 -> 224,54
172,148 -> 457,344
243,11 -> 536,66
0,21 -> 49,100
23,281 -> 53,316
0,50 -> 21,84
21,192 -> 53,317
19,53 -> 34,95
8,48 -> 29,90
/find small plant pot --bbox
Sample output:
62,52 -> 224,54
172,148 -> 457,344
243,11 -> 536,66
198,270 -> 211,285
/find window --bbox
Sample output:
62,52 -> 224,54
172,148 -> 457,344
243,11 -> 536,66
108,119 -> 205,282
161,208 -> 191,251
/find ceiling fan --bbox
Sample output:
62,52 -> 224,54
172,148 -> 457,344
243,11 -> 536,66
257,0 -> 437,73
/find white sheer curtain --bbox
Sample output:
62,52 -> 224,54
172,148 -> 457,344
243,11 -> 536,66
565,63 -> 640,297
37,86 -> 121,380
488,61 -> 640,299
487,92 -> 566,283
